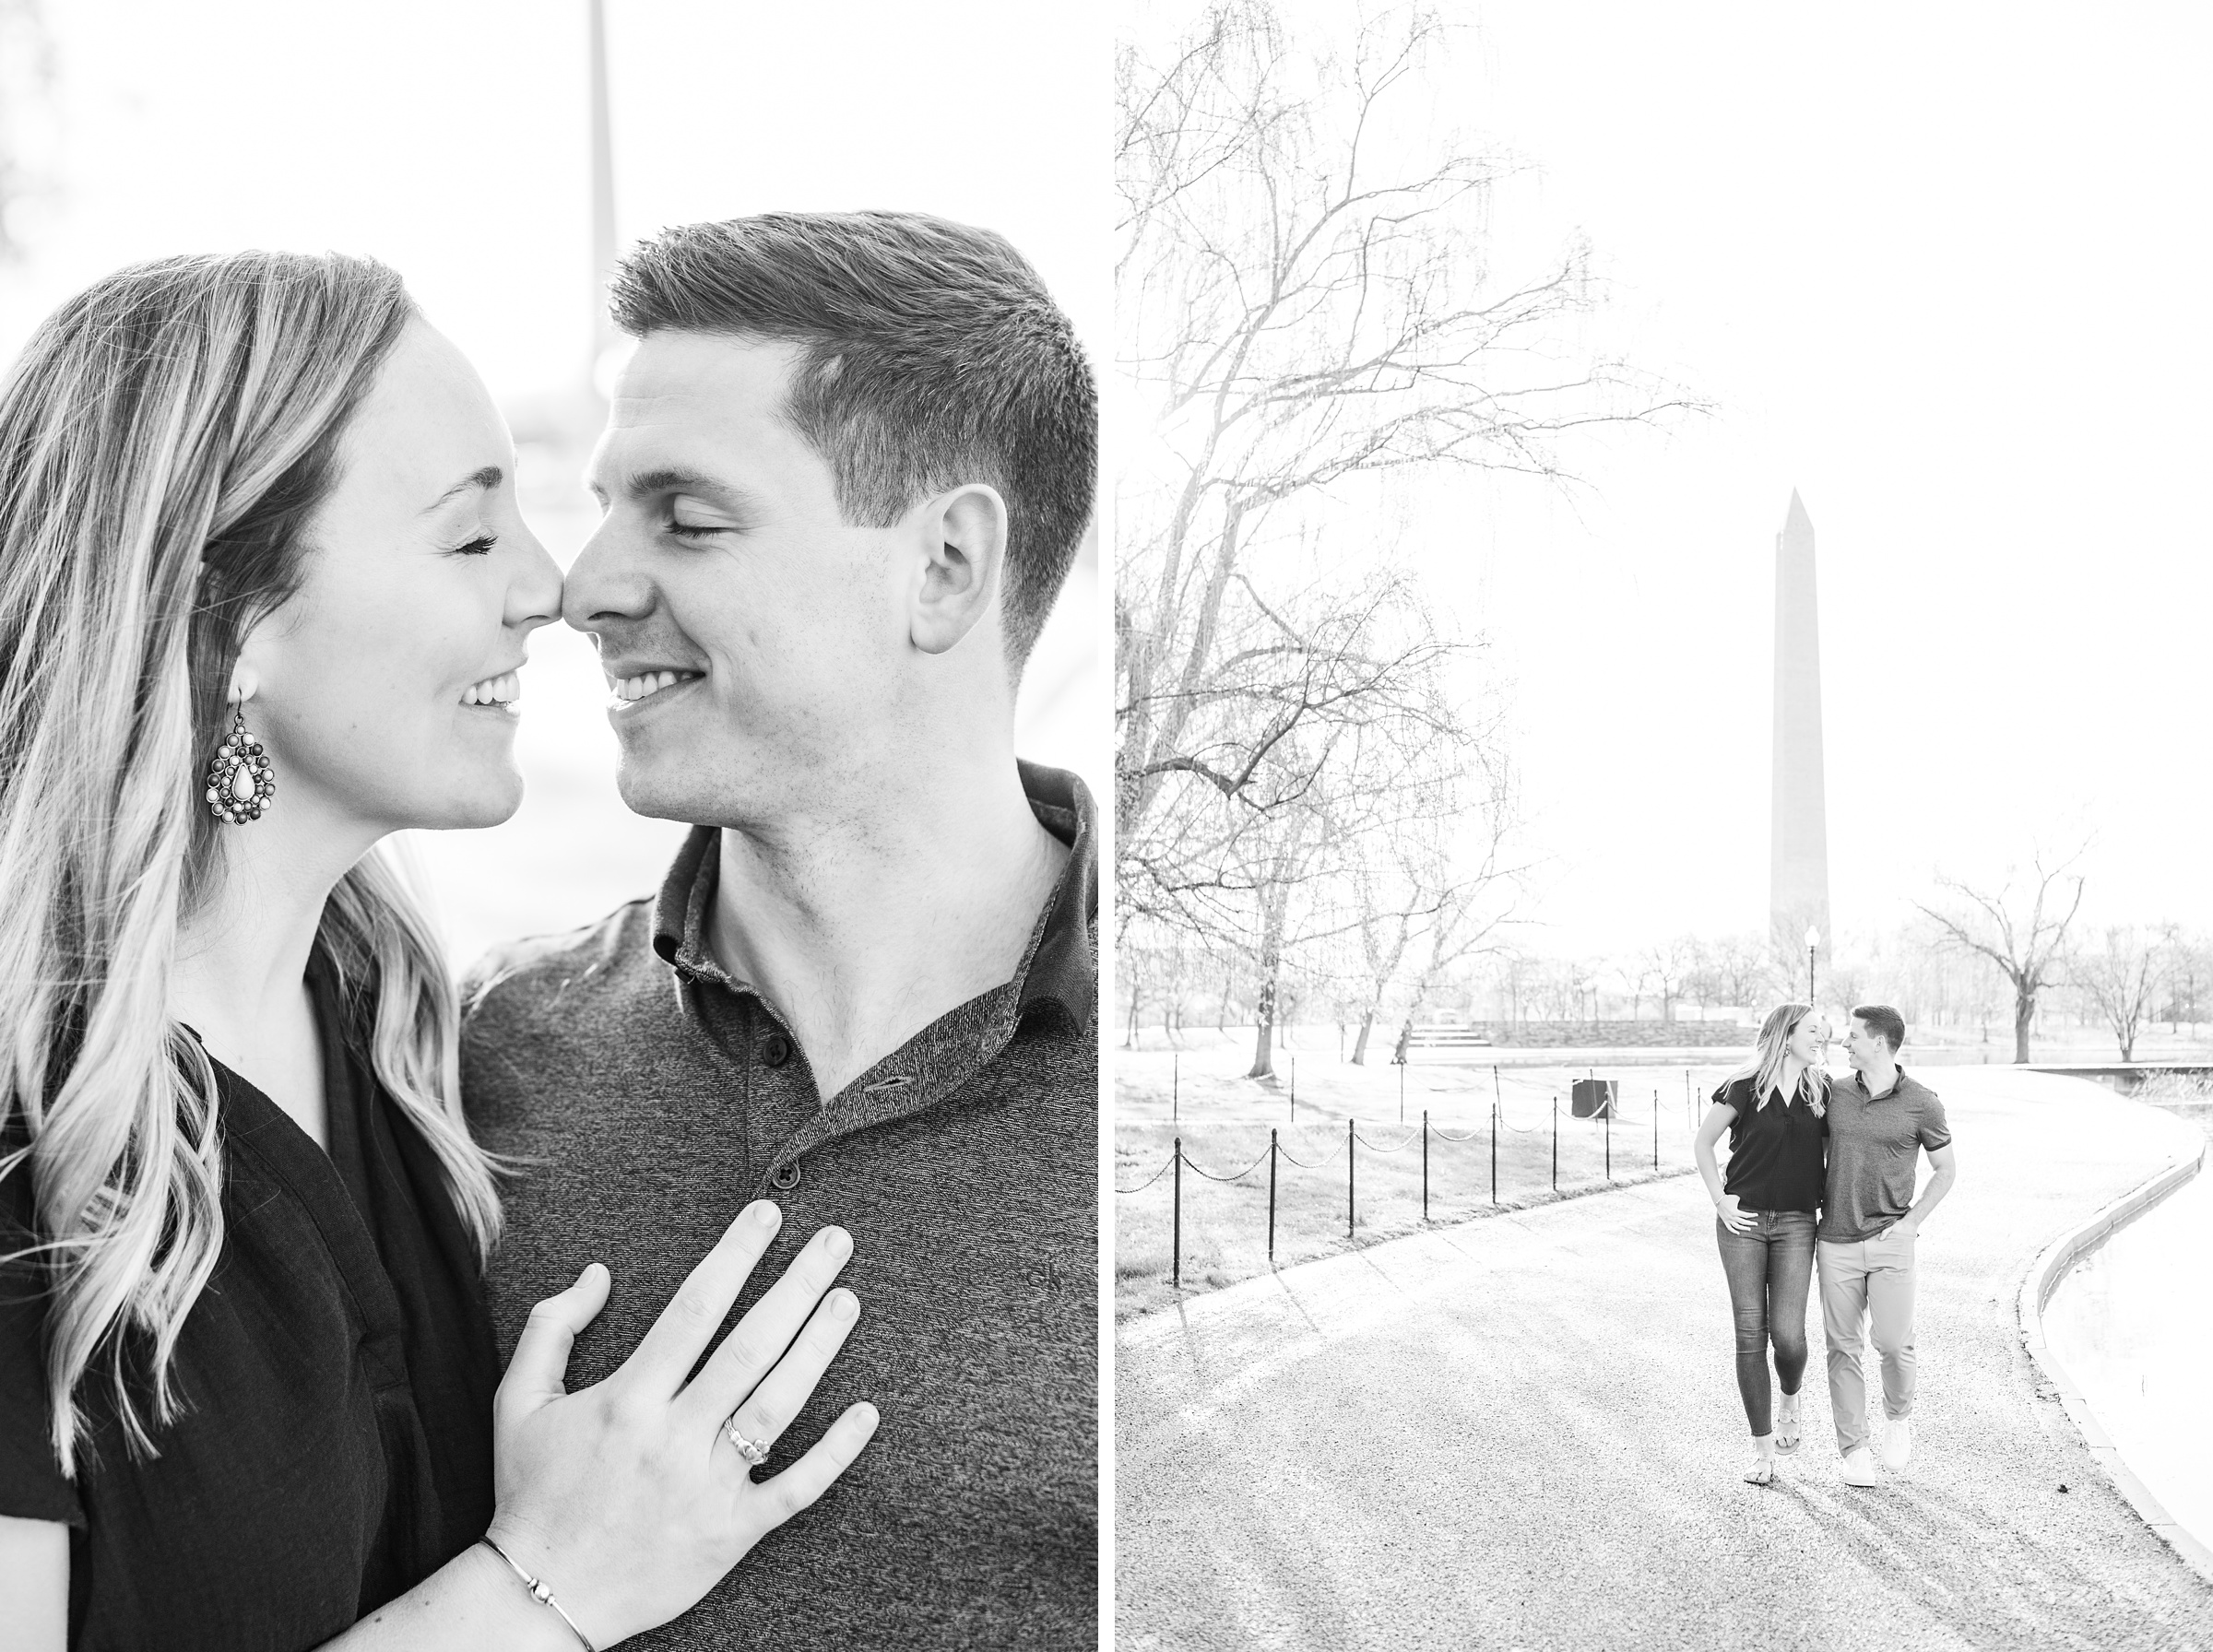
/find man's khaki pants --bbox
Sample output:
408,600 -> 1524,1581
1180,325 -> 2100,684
1817,1224 -> 1918,1457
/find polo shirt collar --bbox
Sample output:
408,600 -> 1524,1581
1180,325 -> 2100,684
1853,1064 -> 1909,1102
648,760 -> 1097,1032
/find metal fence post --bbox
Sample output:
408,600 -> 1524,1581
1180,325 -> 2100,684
1652,1089 -> 1660,1171
1172,1137 -> 1183,1289
1551,1096 -> 1558,1193
1490,1097 -> 1497,1205
1268,1127 -> 1279,1261
1347,1116 -> 1355,1237
1422,1109 -> 1429,1220
1605,1097 -> 1612,1182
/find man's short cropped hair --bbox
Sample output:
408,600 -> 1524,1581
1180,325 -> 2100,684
1852,1004 -> 1907,1055
608,210 -> 1096,671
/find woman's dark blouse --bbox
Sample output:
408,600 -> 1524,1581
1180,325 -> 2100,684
1713,1073 -> 1828,1214
0,960 -> 498,1650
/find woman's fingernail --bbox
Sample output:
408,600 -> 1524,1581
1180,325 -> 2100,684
756,1202 -> 782,1231
831,1290 -> 858,1321
824,1226 -> 852,1257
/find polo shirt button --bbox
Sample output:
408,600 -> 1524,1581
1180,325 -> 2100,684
770,1162 -> 801,1191
762,1033 -> 793,1068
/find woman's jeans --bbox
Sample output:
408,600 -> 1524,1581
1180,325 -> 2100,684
1715,1210 -> 1817,1436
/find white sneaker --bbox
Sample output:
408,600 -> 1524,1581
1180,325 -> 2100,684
1775,1392 -> 1803,1455
1880,1417 -> 1913,1472
1839,1446 -> 1880,1487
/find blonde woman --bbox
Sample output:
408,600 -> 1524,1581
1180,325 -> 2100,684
0,254 -> 879,1650
1693,1002 -> 1830,1486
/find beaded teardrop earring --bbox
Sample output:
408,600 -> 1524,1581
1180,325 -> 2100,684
204,704 -> 277,825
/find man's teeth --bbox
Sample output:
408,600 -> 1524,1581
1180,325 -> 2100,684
462,671 -> 519,707
611,670 -> 693,702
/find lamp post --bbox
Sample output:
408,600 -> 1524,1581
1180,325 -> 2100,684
1805,926 -> 1821,1005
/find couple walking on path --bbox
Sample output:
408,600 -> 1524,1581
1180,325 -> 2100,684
1695,1002 -> 1959,1489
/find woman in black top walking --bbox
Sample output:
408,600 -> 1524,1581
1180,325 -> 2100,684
1693,1001 -> 1830,1485
0,254 -> 880,1649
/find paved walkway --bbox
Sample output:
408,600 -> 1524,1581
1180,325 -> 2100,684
1117,1070 -> 2213,1651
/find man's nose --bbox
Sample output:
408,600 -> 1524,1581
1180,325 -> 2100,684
562,515 -> 650,632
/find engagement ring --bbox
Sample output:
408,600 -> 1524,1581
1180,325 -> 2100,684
726,1420 -> 770,1466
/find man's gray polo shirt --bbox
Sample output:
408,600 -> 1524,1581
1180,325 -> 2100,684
461,762 -> 1096,1649
1818,1066 -> 1951,1243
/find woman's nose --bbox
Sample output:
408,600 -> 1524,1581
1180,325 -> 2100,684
507,531 -> 565,632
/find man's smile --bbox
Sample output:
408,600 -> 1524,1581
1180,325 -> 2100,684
605,667 -> 705,708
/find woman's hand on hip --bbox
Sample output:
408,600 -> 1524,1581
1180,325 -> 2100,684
484,1201 -> 880,1648
1714,1192 -> 1757,1234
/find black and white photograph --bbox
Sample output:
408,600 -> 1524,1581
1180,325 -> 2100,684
0,3 -> 1104,1648
1113,3 -> 2213,1647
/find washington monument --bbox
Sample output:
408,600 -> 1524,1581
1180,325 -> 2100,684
1769,490 -> 1831,955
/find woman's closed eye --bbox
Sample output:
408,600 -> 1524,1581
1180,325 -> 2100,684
448,532 -> 499,557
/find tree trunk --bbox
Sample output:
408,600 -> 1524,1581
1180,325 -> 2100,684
2013,985 -> 2035,1064
1351,1006 -> 1376,1066
1249,974 -> 1277,1078
1125,988 -> 1140,1049
1248,887 -> 1289,1080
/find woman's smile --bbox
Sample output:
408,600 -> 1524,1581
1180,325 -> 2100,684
461,667 -> 523,712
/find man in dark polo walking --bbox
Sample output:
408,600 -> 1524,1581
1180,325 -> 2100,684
462,212 -> 1096,1646
1820,1004 -> 1959,1488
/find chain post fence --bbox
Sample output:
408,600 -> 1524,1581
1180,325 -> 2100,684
1115,1053 -> 1734,1304
1346,1117 -> 1355,1237
1268,1127 -> 1278,1259
1171,1136 -> 1182,1287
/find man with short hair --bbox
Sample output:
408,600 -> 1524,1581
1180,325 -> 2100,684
463,211 -> 1096,1646
1821,1004 -> 1959,1487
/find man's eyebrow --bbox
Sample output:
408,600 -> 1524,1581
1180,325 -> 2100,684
621,466 -> 759,512
420,465 -> 503,513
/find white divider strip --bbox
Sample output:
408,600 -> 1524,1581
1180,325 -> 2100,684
2017,1138 -> 2212,1585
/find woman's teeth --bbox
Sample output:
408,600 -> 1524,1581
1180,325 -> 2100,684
462,671 -> 519,707
611,670 -> 693,703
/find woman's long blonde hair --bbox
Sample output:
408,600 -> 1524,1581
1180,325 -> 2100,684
1723,1002 -> 1828,1116
0,251 -> 502,1473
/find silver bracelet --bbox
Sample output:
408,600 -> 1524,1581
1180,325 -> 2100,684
479,1535 -> 598,1652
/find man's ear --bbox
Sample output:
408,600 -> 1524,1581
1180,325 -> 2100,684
909,482 -> 1008,656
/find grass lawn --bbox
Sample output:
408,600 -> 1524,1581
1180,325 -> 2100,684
1113,1029 -> 1740,1320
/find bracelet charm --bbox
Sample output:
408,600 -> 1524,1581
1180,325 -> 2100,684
479,1535 -> 598,1652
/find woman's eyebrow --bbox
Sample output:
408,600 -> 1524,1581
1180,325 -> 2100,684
420,465 -> 504,513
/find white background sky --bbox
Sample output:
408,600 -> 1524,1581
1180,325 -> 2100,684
0,0 -> 1109,963
1251,1 -> 2213,958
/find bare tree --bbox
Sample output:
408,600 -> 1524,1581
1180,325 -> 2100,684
1705,933 -> 1772,1016
1913,848 -> 2087,1063
1608,955 -> 1651,1023
1115,1 -> 1695,923
1386,876 -> 1510,1065
1640,936 -> 1701,1026
2070,926 -> 2167,1063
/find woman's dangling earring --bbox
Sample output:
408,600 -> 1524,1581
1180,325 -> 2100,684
205,703 -> 277,826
